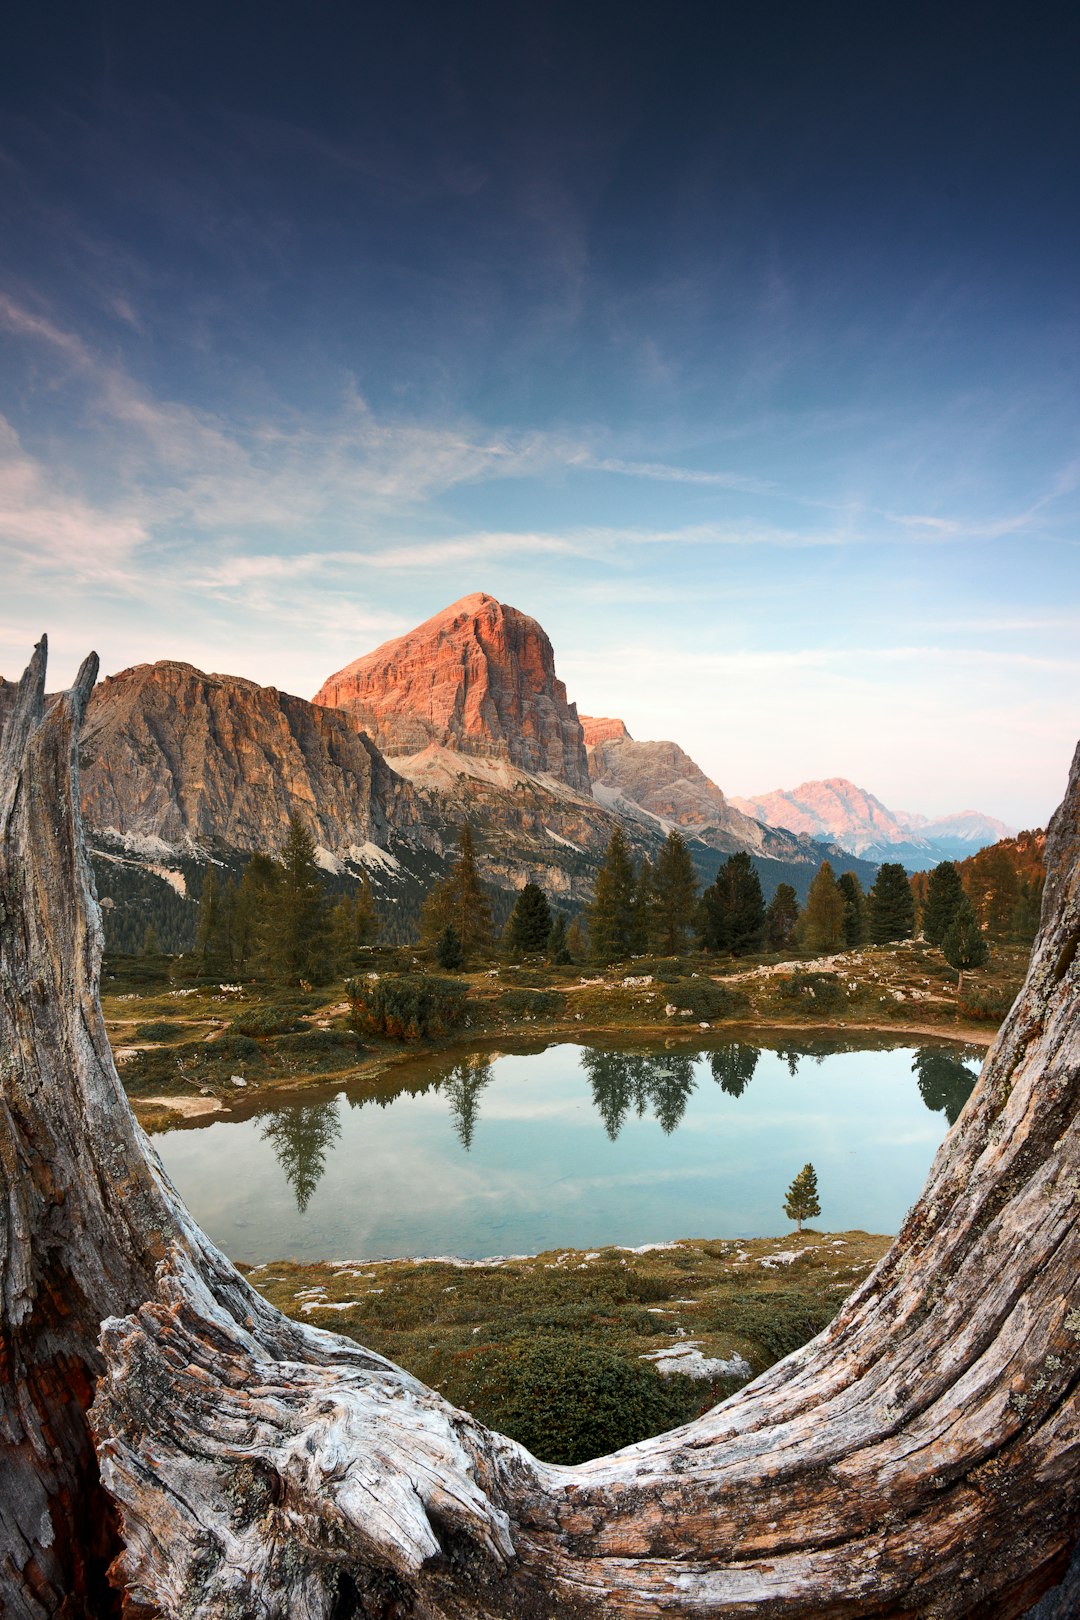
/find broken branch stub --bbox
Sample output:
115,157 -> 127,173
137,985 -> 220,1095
1,641 -> 1078,1618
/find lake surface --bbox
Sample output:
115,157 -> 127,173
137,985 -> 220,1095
151,1038 -> 981,1263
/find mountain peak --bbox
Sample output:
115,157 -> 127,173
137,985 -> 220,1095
314,594 -> 591,791
580,715 -> 632,746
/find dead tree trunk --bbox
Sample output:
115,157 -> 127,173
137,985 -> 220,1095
1,639 -> 1078,1620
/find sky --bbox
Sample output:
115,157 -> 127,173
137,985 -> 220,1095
1,1 -> 1077,827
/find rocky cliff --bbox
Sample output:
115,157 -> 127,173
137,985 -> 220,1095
314,592 -> 591,792
731,777 -> 1014,870
77,661 -> 425,859
580,714 -> 816,862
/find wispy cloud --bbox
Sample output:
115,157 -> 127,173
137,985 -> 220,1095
585,455 -> 775,494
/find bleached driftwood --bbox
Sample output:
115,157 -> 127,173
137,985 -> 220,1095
0,638 -> 1077,1619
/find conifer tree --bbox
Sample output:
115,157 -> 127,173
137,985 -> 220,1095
765,883 -> 800,951
587,827 -> 638,962
631,854 -> 654,953
271,814 -> 334,984
547,912 -> 570,964
836,871 -> 868,947
698,852 -> 765,955
565,916 -> 585,960
921,861 -> 965,946
435,924 -> 464,970
941,895 -> 989,996
233,853 -> 279,969
420,824 -> 493,961
330,876 -> 378,974
651,830 -> 698,954
784,1163 -> 821,1232
799,861 -> 846,953
868,862 -> 916,943
195,866 -> 228,969
507,882 -> 554,953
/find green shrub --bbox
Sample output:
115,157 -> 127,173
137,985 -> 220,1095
231,1008 -> 305,1038
706,1289 -> 836,1365
773,972 -> 848,1015
460,1336 -> 697,1464
275,1029 -> 363,1054
665,978 -> 746,1019
349,974 -> 468,1041
134,1021 -> 178,1042
495,988 -> 564,1018
220,1032 -> 261,1061
643,957 -> 694,982
958,985 -> 1021,1023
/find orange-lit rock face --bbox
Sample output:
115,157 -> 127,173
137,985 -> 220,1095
579,715 -> 631,747
314,592 -> 591,792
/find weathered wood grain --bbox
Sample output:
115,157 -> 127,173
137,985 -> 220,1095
1,639 -> 1077,1618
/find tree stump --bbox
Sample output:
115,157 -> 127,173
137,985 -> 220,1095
1,638 -> 1078,1618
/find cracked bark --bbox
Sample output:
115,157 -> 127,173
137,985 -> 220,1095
1,638 -> 1078,1618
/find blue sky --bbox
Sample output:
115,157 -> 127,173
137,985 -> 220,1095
1,1 -> 1076,825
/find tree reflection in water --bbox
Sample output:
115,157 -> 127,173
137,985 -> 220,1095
912,1048 -> 980,1125
259,1099 -> 342,1212
708,1044 -> 760,1097
442,1056 -> 495,1150
579,1048 -> 697,1139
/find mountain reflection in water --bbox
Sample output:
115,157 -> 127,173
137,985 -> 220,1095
249,1041 -> 981,1217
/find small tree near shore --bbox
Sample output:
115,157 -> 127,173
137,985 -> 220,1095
784,1163 -> 821,1232
941,895 -> 990,996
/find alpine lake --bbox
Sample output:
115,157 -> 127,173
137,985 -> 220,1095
150,1034 -> 981,1263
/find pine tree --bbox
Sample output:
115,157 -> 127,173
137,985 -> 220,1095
420,824 -> 493,962
565,917 -> 585,960
765,883 -> 800,952
507,882 -> 554,953
837,871 -> 868,947
799,861 -> 846,953
195,866 -> 223,969
651,830 -> 698,954
868,862 -> 916,943
784,1163 -> 821,1232
547,912 -> 570,964
330,877 -> 378,975
698,853 -> 765,955
631,855 -> 653,952
435,925 -> 464,970
921,861 -> 965,947
941,896 -> 989,996
587,827 -> 639,962
269,814 -> 334,985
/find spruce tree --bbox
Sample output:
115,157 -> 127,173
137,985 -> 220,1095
651,830 -> 698,954
587,827 -> 638,962
868,862 -> 916,943
420,824 -> 493,962
941,895 -> 989,995
699,853 -> 765,955
330,876 -> 378,974
508,882 -> 554,953
837,871 -> 867,947
631,854 -> 654,953
765,883 -> 800,952
921,861 -> 965,946
195,866 -> 230,969
547,912 -> 570,964
271,814 -> 334,984
784,1163 -> 821,1232
233,853 -> 279,969
565,916 -> 585,961
800,861 -> 846,953
435,925 -> 464,971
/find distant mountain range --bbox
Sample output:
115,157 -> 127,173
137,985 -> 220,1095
731,777 -> 1015,872
0,592 -> 1011,949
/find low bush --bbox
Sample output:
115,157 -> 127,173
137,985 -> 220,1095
495,988 -> 564,1019
665,978 -> 746,1020
276,1028 -> 363,1054
705,1288 -> 836,1365
642,957 -> 694,982
772,972 -> 848,1015
456,1335 -> 698,1465
958,985 -> 1021,1023
133,1021 -> 178,1042
231,1008 -> 306,1038
350,974 -> 468,1041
